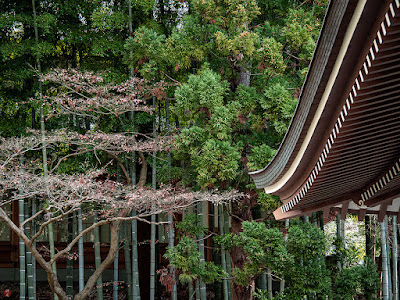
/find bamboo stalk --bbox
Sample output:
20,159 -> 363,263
94,211 -> 103,299
122,222 -> 133,299
25,201 -> 34,300
113,233 -> 119,300
386,217 -> 392,300
132,210 -> 140,299
219,205 -> 229,300
166,97 -> 177,300
223,208 -> 231,300
198,202 -> 207,300
31,1 -> 58,298
382,217 -> 390,300
66,214 -> 74,298
195,279 -> 200,300
189,283 -> 194,300
336,213 -> 342,272
393,216 -> 398,300
150,96 -> 157,300
280,219 -> 289,293
267,269 -> 272,299
78,209 -> 85,292
260,272 -> 267,290
18,184 -> 26,300
32,199 -> 37,298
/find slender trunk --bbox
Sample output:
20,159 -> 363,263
198,202 -> 207,300
25,201 -> 34,300
113,234 -> 119,300
132,210 -> 140,299
280,219 -> 289,293
393,216 -> 398,300
94,211 -> 103,299
260,272 -> 267,290
336,213 -> 342,271
189,283 -> 194,300
267,269 -> 272,299
165,98 -> 177,300
195,279 -> 200,300
150,96 -> 157,300
386,218 -> 392,300
219,205 -> 229,300
32,199 -> 37,298
365,215 -> 372,259
123,222 -> 133,299
66,214 -> 74,298
18,185 -> 26,300
382,217 -> 390,300
223,208 -> 232,300
169,212 -> 177,300
32,0 -> 58,298
78,209 -> 84,292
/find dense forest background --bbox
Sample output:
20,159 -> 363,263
0,0 -> 389,299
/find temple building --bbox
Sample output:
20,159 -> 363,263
251,0 -> 400,223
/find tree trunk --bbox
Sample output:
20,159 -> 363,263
78,209 -> 85,292
224,208 -> 232,300
132,210 -> 141,299
386,217 -> 392,300
113,234 -> 119,300
280,219 -> 289,293
66,214 -> 74,297
94,211 -> 103,299
25,201 -> 35,300
198,202 -> 207,300
336,213 -> 343,271
230,202 -> 253,300
31,0 -> 58,297
219,205 -> 229,300
18,189 -> 26,300
121,223 -> 132,300
382,217 -> 390,300
150,96 -> 157,300
393,216 -> 398,300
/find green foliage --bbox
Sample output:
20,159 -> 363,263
334,258 -> 379,300
256,192 -> 281,213
174,68 -> 230,120
175,213 -> 206,239
284,222 -> 332,299
165,215 -> 225,284
216,221 -> 291,286
194,139 -> 240,187
262,82 -> 297,135
247,144 -> 276,171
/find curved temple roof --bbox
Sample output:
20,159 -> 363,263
250,0 -> 400,221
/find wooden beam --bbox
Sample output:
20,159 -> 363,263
341,201 -> 349,220
358,209 -> 367,222
300,192 -> 360,217
273,208 -> 303,220
378,202 -> 390,222
323,208 -> 331,220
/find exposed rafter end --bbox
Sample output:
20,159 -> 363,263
378,202 -> 390,222
358,209 -> 367,222
341,201 -> 349,220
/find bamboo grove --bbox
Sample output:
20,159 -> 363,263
0,0 -> 397,299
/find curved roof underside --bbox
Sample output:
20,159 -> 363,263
250,0 -> 400,221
